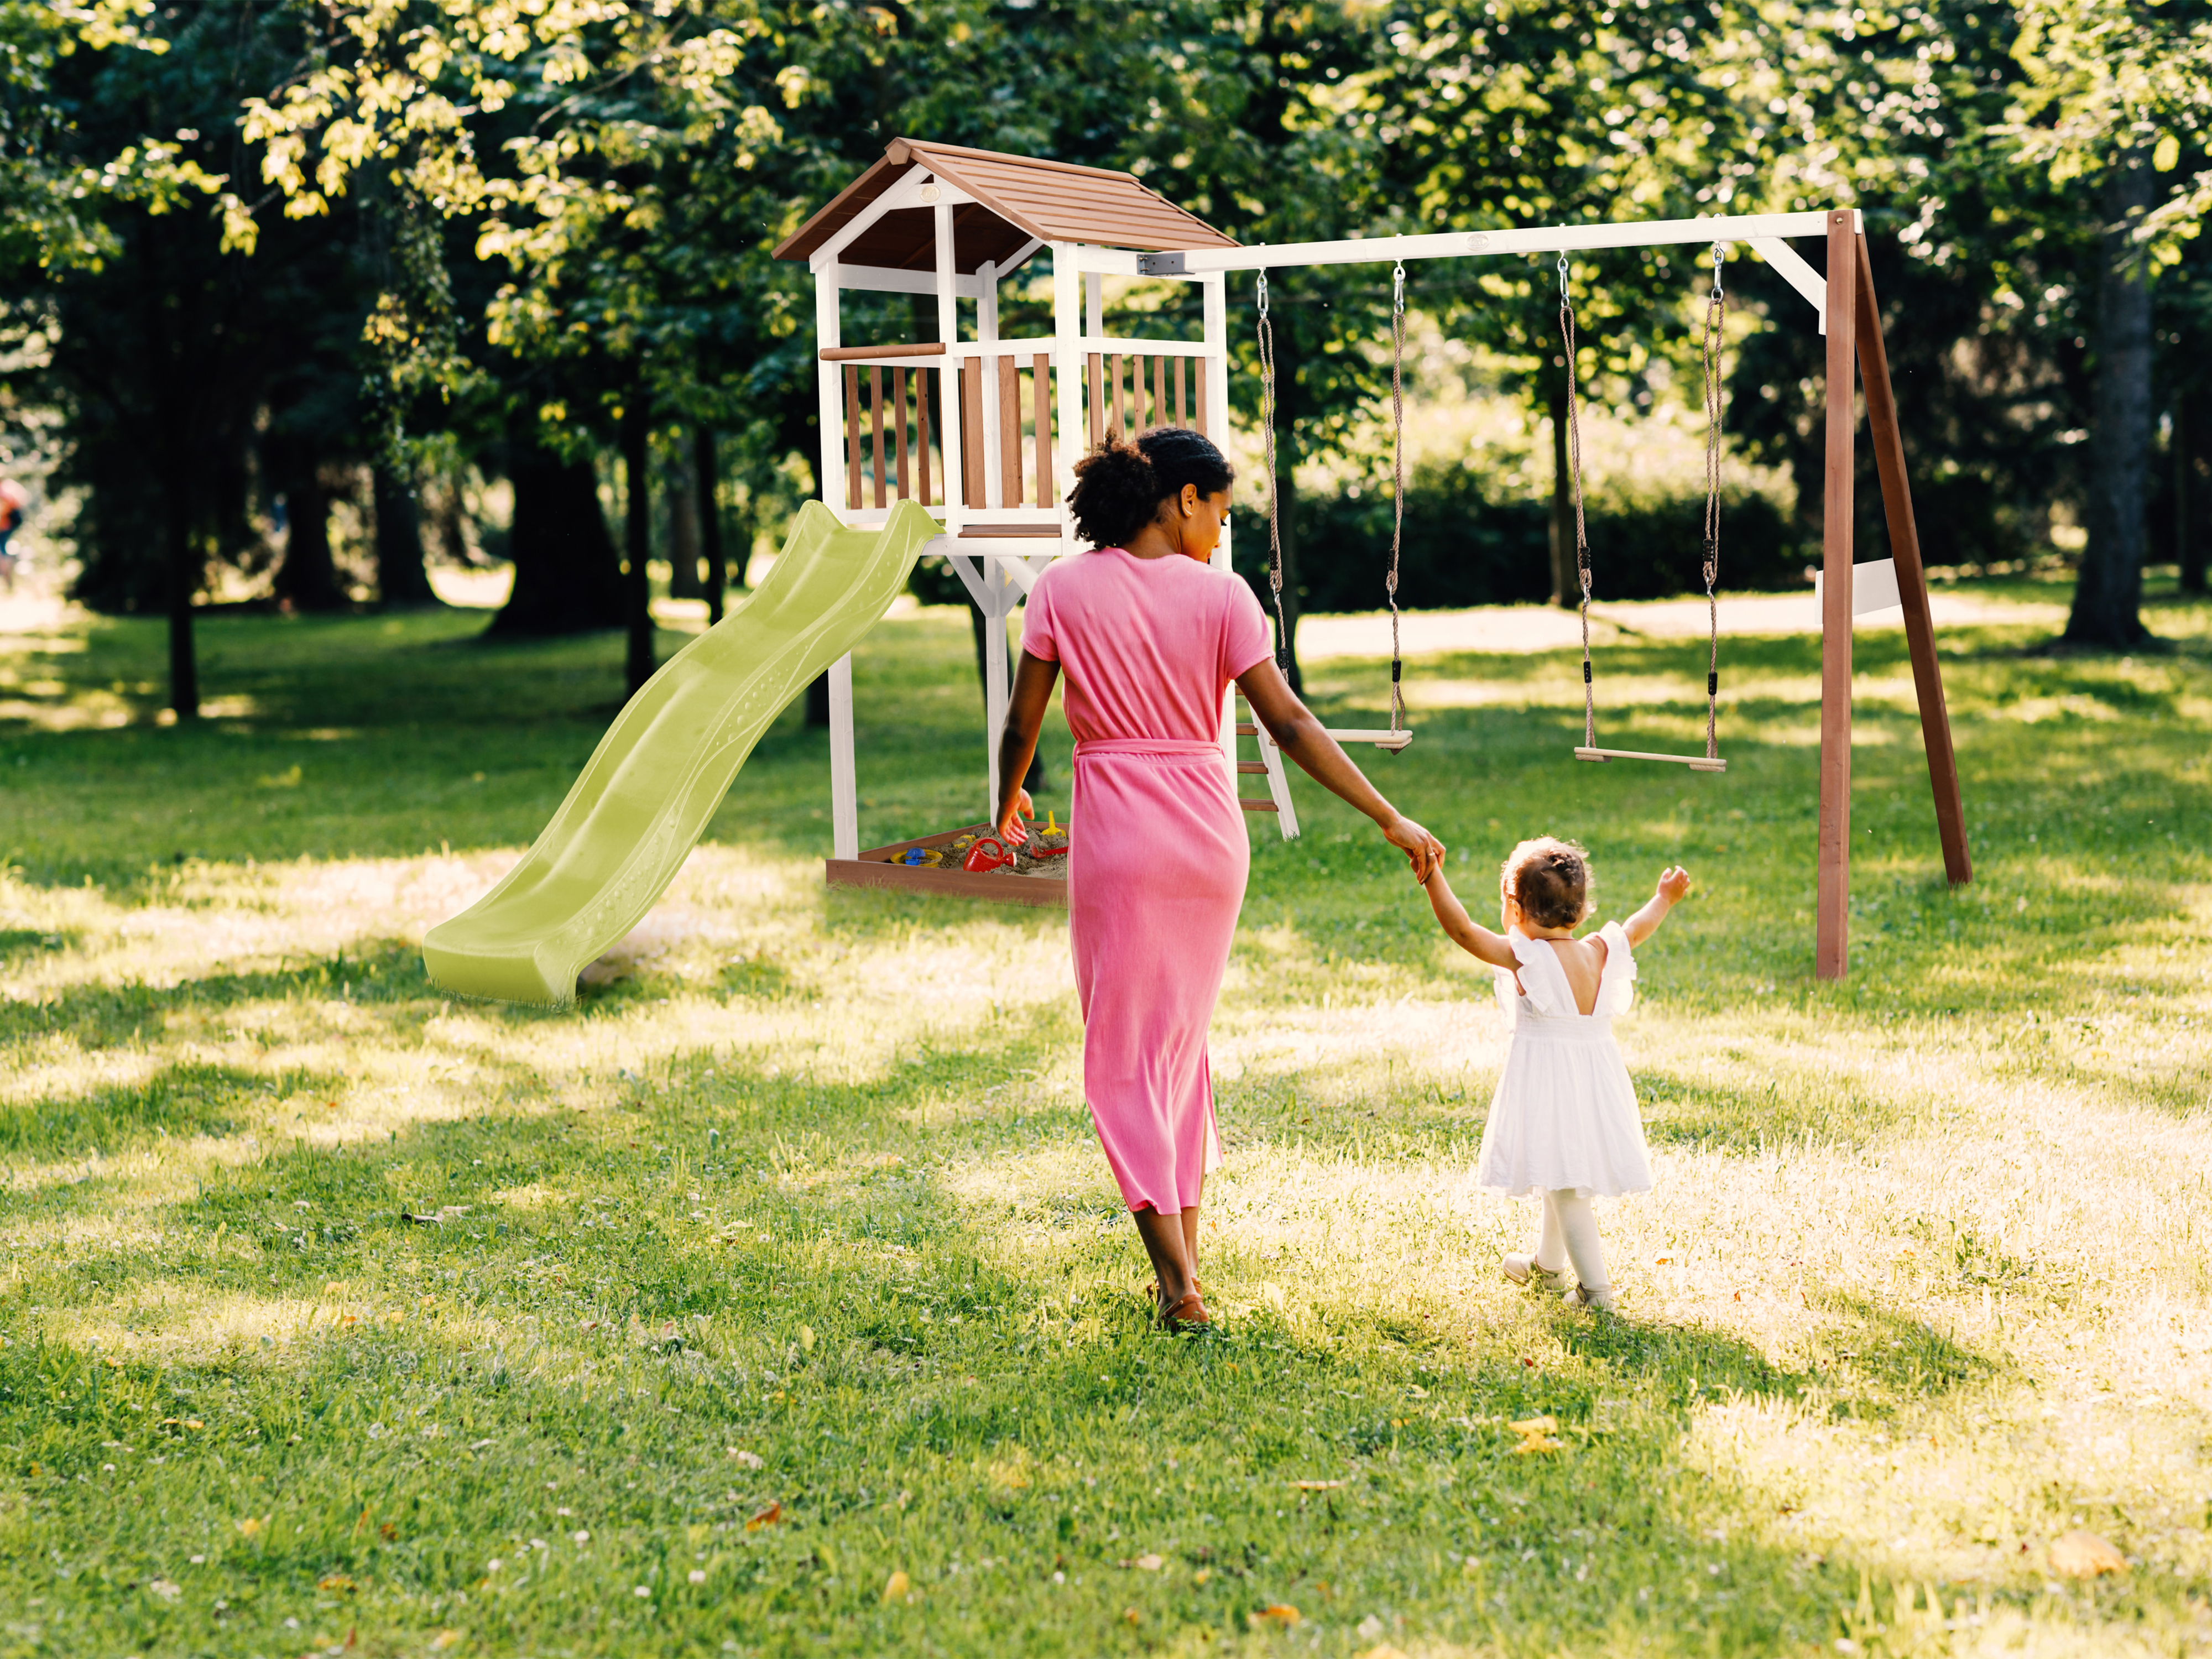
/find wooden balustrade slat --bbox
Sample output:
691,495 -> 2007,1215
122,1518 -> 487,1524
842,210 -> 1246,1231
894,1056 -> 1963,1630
870,367 -> 888,510
918,368 -> 933,507
1154,356 -> 1167,432
843,364 -> 862,510
1112,354 -> 1126,440
1195,359 -> 1208,437
894,367 -> 911,499
1087,353 -> 1104,447
998,354 -> 1022,508
961,355 -> 985,509
1033,353 -> 1051,509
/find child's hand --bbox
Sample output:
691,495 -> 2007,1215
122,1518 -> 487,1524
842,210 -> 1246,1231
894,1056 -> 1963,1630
1656,865 -> 1692,905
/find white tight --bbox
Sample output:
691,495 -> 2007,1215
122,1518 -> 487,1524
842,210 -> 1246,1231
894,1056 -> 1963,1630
1533,1189 -> 1611,1294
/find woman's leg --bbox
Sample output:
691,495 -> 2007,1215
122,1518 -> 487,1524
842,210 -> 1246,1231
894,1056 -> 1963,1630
1548,1189 -> 1611,1296
1178,1172 -> 1203,1280
1133,1206 -> 1195,1310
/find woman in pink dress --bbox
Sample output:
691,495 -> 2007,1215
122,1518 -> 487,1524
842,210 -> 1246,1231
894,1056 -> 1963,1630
994,429 -> 1443,1329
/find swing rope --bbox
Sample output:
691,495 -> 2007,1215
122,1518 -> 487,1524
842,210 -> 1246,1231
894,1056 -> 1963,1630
1560,254 -> 1596,752
1387,260 -> 1407,734
1257,270 -> 1291,675
1699,241 -> 1725,763
1562,245 -> 1729,771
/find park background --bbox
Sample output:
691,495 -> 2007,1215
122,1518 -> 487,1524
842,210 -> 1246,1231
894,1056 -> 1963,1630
1,2 -> 2210,1657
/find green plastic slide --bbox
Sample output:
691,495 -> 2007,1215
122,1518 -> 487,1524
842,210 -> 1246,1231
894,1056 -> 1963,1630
423,499 -> 940,1005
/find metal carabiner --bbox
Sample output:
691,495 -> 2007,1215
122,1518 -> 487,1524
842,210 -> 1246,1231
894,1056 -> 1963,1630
1556,251 -> 1569,290
1392,260 -> 1406,316
1710,240 -> 1725,298
1256,269 -> 1270,320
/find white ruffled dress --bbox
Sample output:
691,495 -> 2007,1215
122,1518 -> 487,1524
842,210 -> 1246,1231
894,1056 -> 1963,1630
1474,923 -> 1655,1199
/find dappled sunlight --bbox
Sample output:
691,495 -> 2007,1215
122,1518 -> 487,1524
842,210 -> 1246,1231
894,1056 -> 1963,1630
1,589 -> 2208,1655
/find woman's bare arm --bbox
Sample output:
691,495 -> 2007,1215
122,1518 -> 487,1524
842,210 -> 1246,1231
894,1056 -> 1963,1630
993,649 -> 1061,842
1421,867 -> 1519,968
1234,656 -> 1443,881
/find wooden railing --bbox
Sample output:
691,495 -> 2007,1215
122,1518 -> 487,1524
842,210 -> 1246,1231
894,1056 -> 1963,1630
826,340 -> 1212,517
1086,352 -> 1208,446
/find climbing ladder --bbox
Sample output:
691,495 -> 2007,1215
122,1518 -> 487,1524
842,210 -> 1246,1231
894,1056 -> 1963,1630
1234,693 -> 1299,838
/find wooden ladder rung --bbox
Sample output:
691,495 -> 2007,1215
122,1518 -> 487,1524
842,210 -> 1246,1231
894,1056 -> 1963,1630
1235,722 -> 1258,737
1239,799 -> 1280,813
1574,746 -> 1726,773
1235,761 -> 1269,774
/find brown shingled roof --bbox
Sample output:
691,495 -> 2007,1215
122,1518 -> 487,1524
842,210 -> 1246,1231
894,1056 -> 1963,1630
773,138 -> 1236,274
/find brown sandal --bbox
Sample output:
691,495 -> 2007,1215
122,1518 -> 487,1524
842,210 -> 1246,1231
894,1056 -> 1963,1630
1159,1290 -> 1213,1331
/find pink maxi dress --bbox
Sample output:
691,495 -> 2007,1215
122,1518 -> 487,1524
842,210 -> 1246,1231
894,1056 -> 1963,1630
1020,548 -> 1274,1214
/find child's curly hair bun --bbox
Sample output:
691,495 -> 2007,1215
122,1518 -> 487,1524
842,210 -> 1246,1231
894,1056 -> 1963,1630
1067,427 -> 1233,549
1501,837 -> 1593,931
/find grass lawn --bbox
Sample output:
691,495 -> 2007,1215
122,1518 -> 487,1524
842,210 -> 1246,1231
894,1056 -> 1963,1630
0,575 -> 2208,1658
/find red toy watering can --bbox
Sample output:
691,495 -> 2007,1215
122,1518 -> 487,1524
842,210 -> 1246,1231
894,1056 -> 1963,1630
962,836 -> 1014,874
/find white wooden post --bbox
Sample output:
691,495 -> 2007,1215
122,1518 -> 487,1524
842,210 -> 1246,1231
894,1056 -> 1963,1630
984,570 -> 1010,818
934,196 -> 964,527
1052,243 -> 1083,514
979,258 -> 1004,509
829,654 -> 858,859
1085,269 -> 1103,338
815,270 -> 843,517
816,269 -> 862,859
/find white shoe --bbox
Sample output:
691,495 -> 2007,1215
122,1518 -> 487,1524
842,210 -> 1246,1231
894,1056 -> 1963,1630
1563,1282 -> 1617,1313
1503,1253 -> 1568,1288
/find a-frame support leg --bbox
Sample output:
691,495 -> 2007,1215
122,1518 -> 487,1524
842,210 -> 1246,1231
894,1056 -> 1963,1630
1817,217 -> 1975,982
1818,211 -> 1858,980
1853,234 -> 1973,889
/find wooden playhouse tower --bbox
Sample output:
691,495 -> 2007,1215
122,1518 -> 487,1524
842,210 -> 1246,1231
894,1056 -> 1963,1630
773,139 -> 1297,897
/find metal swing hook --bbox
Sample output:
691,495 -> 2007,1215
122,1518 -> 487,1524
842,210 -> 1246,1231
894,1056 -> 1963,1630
1256,269 -> 1270,321
1392,260 -> 1406,316
1710,240 -> 1725,298
1556,251 -> 1569,290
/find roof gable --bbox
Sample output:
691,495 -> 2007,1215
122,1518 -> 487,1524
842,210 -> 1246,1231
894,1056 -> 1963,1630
773,138 -> 1235,273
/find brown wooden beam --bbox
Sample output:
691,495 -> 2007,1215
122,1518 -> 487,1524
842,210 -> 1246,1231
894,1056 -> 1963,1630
1854,233 -> 1972,888
1818,209 -> 1858,980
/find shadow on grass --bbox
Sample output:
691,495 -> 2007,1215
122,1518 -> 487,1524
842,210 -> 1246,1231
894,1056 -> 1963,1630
1637,1067 -> 1905,1155
0,1060 -> 354,1162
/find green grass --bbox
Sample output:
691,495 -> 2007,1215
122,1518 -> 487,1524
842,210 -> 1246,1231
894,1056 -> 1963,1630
0,575 -> 2209,1658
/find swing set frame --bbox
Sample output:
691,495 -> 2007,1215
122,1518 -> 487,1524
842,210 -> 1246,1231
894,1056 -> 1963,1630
1152,206 -> 1973,982
778,138 -> 1967,978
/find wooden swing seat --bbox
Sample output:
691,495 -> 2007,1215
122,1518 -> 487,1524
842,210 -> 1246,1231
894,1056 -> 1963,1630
1574,746 -> 1725,773
1324,728 -> 1414,752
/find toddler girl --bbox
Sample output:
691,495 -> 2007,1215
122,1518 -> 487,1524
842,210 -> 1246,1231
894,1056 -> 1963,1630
1421,838 -> 1690,1311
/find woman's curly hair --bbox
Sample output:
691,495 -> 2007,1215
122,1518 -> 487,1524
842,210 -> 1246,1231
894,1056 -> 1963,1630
1500,837 -> 1594,930
1066,427 -> 1234,549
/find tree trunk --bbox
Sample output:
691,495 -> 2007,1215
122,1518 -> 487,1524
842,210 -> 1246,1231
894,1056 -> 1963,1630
623,392 -> 655,697
666,437 -> 702,599
273,468 -> 346,612
165,477 -> 199,719
487,427 -> 624,637
1270,326 -> 1305,693
696,425 -> 727,624
1547,377 -> 1573,608
2066,159 -> 2156,648
373,465 -> 439,607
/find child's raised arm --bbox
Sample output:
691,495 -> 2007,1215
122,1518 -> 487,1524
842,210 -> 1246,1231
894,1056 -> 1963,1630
1623,865 -> 1692,947
1422,866 -> 1519,968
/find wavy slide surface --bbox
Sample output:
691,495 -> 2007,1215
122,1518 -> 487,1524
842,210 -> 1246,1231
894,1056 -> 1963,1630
424,499 -> 938,1004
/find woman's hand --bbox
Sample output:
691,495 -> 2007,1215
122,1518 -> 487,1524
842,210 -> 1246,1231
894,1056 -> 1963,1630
1381,813 -> 1444,883
997,789 -> 1035,846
